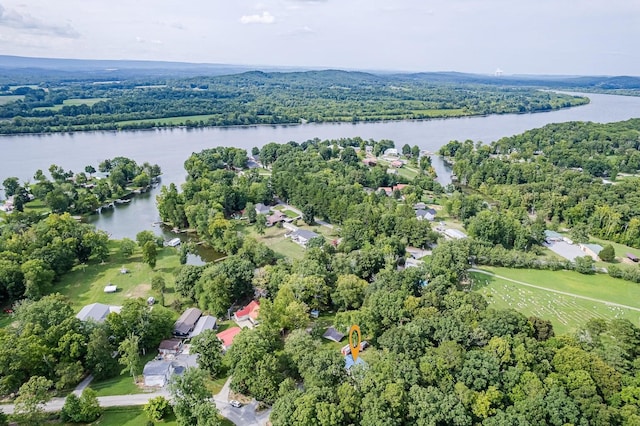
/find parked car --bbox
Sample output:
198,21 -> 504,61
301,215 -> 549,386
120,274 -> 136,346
230,400 -> 242,408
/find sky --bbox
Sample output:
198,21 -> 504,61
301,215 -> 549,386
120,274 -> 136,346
0,0 -> 638,76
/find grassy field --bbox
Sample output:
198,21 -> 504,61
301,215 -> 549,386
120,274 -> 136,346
34,98 -> 107,111
472,268 -> 640,334
23,198 -> 50,214
0,95 -> 24,104
61,406 -> 178,426
89,352 -> 157,396
238,224 -> 304,260
55,240 -> 182,311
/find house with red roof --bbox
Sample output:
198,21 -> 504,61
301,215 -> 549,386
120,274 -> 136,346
234,300 -> 260,326
216,327 -> 242,351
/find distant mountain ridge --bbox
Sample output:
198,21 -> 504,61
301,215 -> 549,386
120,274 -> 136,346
0,55 -> 639,90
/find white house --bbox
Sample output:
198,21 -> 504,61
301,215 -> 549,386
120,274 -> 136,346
415,208 -> 437,221
383,148 -> 398,156
143,360 -> 175,387
288,229 -> 320,247
255,203 -> 271,215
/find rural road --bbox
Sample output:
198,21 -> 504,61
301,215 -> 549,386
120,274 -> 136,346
0,378 -> 270,425
470,269 -> 640,312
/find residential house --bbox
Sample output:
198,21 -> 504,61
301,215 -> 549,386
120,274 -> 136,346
362,158 -> 377,167
392,184 -> 408,192
288,229 -> 320,247
173,307 -> 202,337
217,327 -> 242,351
579,243 -> 603,261
158,338 -> 183,356
234,301 -> 260,326
384,148 -> 398,156
255,203 -> 271,215
378,187 -> 393,196
266,211 -> 286,227
189,315 -> 217,339
143,360 -> 175,387
76,303 -> 121,323
386,168 -> 398,175
413,202 -> 427,210
415,208 -> 437,221
390,160 -> 403,168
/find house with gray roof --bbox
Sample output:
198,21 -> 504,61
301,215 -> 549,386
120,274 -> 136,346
322,327 -> 345,343
415,208 -> 437,221
143,360 -> 174,387
288,229 -> 320,247
189,315 -> 217,339
174,307 -> 202,337
76,303 -> 121,323
255,203 -> 271,215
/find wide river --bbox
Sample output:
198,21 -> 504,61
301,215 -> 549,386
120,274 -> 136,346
2,91 -> 640,251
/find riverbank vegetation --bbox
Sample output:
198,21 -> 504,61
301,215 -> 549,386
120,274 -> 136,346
0,70 -> 589,134
2,156 -> 161,216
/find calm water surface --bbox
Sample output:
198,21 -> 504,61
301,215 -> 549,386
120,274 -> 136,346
1,92 -> 640,244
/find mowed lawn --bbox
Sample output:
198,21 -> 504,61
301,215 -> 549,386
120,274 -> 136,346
55,241 -> 182,311
62,406 -> 177,426
471,268 -> 640,335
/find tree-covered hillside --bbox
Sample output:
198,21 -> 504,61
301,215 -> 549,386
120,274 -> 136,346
0,70 -> 588,134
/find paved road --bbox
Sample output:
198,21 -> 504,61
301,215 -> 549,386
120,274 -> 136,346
275,200 -> 335,230
470,269 -> 640,312
0,390 -> 170,415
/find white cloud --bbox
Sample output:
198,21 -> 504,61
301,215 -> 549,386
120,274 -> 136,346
0,3 -> 79,38
239,11 -> 275,25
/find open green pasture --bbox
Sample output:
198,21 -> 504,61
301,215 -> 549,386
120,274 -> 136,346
238,223 -> 304,260
34,98 -> 107,111
471,268 -> 640,335
55,240 -> 182,311
61,405 -> 178,426
0,95 -> 24,104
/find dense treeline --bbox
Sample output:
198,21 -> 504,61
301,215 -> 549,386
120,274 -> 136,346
214,235 -> 640,425
0,213 -> 109,304
0,293 -> 174,395
439,119 -> 640,248
0,70 -> 588,134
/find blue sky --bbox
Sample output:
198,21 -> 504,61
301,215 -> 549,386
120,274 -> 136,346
0,0 -> 637,75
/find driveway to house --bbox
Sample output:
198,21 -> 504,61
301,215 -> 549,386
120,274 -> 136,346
544,240 -> 586,261
213,377 -> 271,426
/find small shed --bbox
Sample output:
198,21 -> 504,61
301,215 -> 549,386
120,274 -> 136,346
322,327 -> 345,343
104,285 -> 117,293
627,253 -> 639,262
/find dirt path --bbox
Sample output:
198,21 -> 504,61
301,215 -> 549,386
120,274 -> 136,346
470,269 -> 640,313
